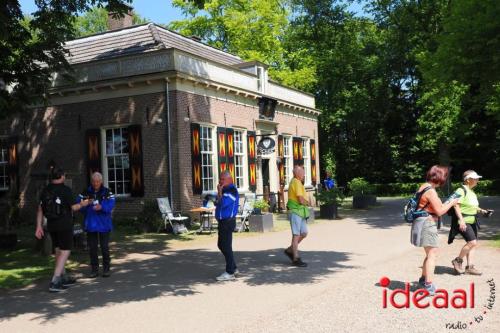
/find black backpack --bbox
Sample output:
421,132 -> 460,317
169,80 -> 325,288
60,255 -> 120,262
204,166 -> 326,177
41,187 -> 68,220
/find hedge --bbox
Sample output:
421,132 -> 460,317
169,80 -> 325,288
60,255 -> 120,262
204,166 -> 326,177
373,179 -> 500,197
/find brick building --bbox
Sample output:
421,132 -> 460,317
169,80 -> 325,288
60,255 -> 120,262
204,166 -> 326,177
0,15 -> 320,221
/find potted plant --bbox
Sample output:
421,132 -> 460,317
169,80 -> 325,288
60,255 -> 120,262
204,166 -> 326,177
315,187 -> 345,219
249,199 -> 273,232
348,177 -> 377,209
252,199 -> 269,215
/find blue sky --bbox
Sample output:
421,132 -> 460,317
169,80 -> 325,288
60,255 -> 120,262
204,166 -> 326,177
19,1 -> 366,26
19,0 -> 185,25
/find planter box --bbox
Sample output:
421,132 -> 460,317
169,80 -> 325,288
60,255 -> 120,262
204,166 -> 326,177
320,204 -> 338,219
353,195 -> 377,209
249,213 -> 274,232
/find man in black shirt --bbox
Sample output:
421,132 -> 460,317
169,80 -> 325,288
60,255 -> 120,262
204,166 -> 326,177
35,168 -> 91,292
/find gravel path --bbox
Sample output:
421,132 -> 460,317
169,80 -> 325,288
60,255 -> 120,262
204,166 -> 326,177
1,197 -> 499,333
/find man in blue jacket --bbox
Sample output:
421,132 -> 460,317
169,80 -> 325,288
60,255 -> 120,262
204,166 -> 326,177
215,171 -> 239,281
77,172 -> 115,278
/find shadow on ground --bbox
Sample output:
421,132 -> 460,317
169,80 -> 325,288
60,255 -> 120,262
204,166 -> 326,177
0,247 -> 353,322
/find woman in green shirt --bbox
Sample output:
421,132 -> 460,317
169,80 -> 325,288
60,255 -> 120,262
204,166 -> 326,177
450,170 -> 492,275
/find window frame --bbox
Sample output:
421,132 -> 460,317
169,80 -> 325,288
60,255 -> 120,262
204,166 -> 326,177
282,135 -> 292,187
198,123 -> 218,194
0,147 -> 9,191
233,128 -> 248,191
302,138 -> 311,186
101,125 -> 132,197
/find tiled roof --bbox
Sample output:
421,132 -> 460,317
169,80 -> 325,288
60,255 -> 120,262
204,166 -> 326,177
64,23 -> 242,66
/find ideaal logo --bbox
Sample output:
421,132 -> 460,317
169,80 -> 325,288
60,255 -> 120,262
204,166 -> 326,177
379,277 -> 496,330
379,276 -> 475,309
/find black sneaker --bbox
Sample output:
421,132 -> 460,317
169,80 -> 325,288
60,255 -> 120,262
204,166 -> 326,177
102,268 -> 111,278
284,248 -> 294,261
61,275 -> 77,287
89,270 -> 99,278
292,258 -> 308,267
49,280 -> 68,293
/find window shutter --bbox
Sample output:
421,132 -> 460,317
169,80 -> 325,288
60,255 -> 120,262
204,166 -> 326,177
217,127 -> 228,175
292,137 -> 303,166
277,135 -> 285,185
7,137 -> 18,190
128,125 -> 144,197
247,131 -> 257,192
85,129 -> 101,184
191,123 -> 202,194
226,128 -> 235,180
310,139 -> 317,185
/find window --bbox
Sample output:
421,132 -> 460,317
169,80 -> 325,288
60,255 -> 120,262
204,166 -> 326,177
103,127 -> 131,196
302,139 -> 310,185
283,136 -> 292,184
200,125 -> 215,192
0,148 -> 8,190
234,130 -> 246,189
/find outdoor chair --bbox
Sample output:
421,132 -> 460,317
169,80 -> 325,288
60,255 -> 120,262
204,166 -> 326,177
156,197 -> 189,234
235,193 -> 256,232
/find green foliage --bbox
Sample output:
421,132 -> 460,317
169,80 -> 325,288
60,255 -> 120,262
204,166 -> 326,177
314,187 -> 345,206
135,200 -> 164,233
73,7 -> 148,38
373,180 -> 500,197
253,199 -> 270,210
1,1 -> 132,118
348,177 -> 374,196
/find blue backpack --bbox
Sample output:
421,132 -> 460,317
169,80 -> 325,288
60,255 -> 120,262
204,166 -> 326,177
403,186 -> 432,223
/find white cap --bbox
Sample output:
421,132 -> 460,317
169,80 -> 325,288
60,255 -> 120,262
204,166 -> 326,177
464,171 -> 482,180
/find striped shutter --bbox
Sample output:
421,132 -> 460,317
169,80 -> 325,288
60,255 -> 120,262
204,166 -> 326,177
292,137 -> 303,166
310,139 -> 317,185
7,137 -> 18,190
128,125 -> 144,197
247,131 -> 257,192
85,129 -> 101,184
217,127 -> 228,175
191,123 -> 202,194
226,128 -> 235,180
277,135 -> 285,185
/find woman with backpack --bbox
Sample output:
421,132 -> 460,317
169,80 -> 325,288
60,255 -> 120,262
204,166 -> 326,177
411,165 -> 459,295
449,170 -> 493,276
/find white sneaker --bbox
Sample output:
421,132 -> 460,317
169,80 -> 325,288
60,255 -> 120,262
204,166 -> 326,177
216,272 -> 236,281
234,269 -> 240,276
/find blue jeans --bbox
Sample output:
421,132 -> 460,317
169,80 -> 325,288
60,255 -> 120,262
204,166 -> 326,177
217,218 -> 237,274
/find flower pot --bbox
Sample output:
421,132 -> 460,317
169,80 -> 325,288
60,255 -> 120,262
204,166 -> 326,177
249,213 -> 274,232
253,208 -> 262,215
0,232 -> 17,250
320,204 -> 338,219
353,195 -> 377,209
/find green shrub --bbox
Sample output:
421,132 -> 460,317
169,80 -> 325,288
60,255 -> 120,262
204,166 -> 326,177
348,177 -> 375,196
314,187 -> 345,206
373,179 -> 500,197
135,200 -> 164,233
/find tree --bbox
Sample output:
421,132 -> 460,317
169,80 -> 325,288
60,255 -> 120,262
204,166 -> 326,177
0,0 -> 132,118
74,6 -> 148,38
170,0 -> 316,91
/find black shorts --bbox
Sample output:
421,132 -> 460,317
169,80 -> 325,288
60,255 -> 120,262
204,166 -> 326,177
459,223 -> 478,242
50,230 -> 73,250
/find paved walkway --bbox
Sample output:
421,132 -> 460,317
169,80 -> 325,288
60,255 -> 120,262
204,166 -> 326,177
1,198 -> 499,333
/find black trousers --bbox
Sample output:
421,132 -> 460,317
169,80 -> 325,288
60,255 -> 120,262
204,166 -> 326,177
217,218 -> 237,274
87,232 -> 110,271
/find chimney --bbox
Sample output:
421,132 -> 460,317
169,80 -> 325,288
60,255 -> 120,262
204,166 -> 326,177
107,7 -> 134,30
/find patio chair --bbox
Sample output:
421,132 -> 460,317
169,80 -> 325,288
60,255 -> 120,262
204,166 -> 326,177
235,193 -> 256,232
156,197 -> 189,234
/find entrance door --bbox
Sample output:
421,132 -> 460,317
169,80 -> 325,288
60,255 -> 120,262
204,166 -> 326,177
262,158 -> 270,188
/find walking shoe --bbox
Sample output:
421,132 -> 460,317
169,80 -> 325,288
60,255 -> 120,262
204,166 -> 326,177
89,270 -> 98,278
284,248 -> 294,261
49,280 -> 68,293
465,265 -> 482,275
216,272 -> 236,281
233,269 -> 240,276
292,258 -> 308,267
61,275 -> 77,287
418,276 -> 425,287
424,282 -> 436,296
452,257 -> 465,274
102,268 -> 111,278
